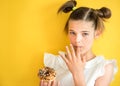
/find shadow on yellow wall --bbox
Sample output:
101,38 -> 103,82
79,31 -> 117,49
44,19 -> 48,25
0,0 -> 120,86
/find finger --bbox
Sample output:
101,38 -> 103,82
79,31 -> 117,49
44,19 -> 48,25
51,80 -> 59,86
40,80 -> 43,86
51,80 -> 55,86
59,52 -> 69,64
76,47 -> 81,59
70,44 -> 76,58
66,46 -> 72,60
47,81 -> 52,86
57,81 -> 60,86
82,57 -> 86,63
43,81 -> 48,86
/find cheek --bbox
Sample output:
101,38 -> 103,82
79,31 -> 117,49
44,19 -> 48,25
84,37 -> 94,47
83,34 -> 94,43
68,35 -> 75,43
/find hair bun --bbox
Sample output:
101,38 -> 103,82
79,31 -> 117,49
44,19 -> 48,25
96,7 -> 111,19
57,0 -> 77,13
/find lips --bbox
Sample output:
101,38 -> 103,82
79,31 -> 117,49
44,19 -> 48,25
74,46 -> 83,49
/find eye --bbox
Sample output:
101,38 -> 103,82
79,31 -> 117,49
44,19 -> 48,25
82,33 -> 89,36
69,31 -> 76,35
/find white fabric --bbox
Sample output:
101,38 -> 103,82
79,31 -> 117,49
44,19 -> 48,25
44,51 -> 118,86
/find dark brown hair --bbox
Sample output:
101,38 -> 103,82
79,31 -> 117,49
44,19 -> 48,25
57,0 -> 111,33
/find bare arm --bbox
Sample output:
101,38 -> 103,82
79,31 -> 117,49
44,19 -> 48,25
72,70 -> 86,86
95,63 -> 114,86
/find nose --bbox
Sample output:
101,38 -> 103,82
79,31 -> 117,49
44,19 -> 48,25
75,34 -> 82,43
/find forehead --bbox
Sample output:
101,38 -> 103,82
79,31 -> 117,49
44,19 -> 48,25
68,20 -> 94,31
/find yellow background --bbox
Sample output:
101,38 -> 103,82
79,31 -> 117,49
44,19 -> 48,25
0,0 -> 120,86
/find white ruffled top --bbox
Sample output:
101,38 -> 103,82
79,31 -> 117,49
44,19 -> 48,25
44,51 -> 118,86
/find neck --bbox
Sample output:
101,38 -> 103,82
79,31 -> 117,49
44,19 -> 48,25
81,50 -> 96,62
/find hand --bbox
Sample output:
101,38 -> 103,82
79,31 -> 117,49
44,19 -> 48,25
59,44 -> 86,74
40,80 -> 60,86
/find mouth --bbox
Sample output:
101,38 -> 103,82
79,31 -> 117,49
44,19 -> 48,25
74,46 -> 83,49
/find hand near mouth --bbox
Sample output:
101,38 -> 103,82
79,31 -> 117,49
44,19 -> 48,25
59,44 -> 86,86
59,44 -> 86,74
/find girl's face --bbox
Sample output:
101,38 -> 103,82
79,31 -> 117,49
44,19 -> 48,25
68,20 -> 99,54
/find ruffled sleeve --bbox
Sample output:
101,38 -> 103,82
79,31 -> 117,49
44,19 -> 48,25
44,51 -> 76,86
44,51 -> 70,81
44,52 -> 57,68
44,51 -> 68,71
108,60 -> 118,75
97,59 -> 118,79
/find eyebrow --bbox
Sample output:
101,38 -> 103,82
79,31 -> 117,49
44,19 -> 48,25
69,29 -> 90,32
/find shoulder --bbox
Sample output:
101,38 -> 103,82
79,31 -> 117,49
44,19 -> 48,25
94,56 -> 118,75
104,58 -> 118,75
105,63 -> 114,70
94,56 -> 118,86
94,63 -> 114,86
